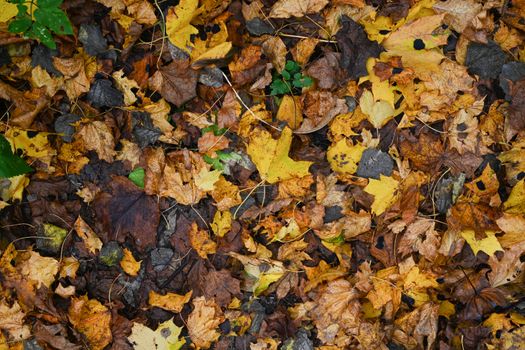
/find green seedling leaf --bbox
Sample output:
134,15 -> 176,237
29,22 -> 56,49
35,7 -> 73,35
8,16 -> 32,33
128,167 -> 145,188
0,134 -> 33,179
202,124 -> 227,136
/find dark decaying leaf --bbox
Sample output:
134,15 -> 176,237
94,176 -> 159,252
335,16 -> 383,80
356,148 -> 394,179
31,45 -> 60,76
87,79 -> 124,108
78,23 -> 108,56
131,112 -> 162,148
465,41 -> 506,80
499,62 -> 525,100
246,18 -> 275,36
54,114 -> 81,143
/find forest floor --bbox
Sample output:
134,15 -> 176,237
1,0 -> 525,349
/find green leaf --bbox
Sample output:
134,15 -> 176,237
285,60 -> 300,73
34,7 -> 73,35
28,22 -> 56,49
270,79 -> 290,95
203,154 -> 224,171
202,124 -> 227,136
0,134 -> 33,179
8,16 -> 32,33
128,167 -> 145,188
38,0 -> 63,7
281,70 -> 290,80
293,76 -> 313,88
16,4 -> 28,13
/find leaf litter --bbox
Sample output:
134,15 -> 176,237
0,0 -> 525,349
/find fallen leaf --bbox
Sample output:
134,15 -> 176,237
211,210 -> 232,237
364,175 -> 400,215
148,290 -> 193,313
74,216 -> 103,255
120,248 -> 141,276
128,318 -> 185,350
503,179 -> 525,214
269,0 -> 329,19
149,60 -> 199,107
166,0 -> 199,53
247,127 -> 312,183
0,300 -> 30,341
327,138 -> 366,174
187,296 -> 224,349
461,230 -> 503,256
75,120 -> 116,163
189,222 -> 217,259
68,295 -> 112,350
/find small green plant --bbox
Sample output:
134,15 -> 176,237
204,151 -> 241,171
128,167 -> 145,189
201,124 -> 227,136
7,0 -> 73,49
270,60 -> 313,96
0,134 -> 33,179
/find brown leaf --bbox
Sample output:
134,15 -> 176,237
149,60 -> 198,107
228,45 -> 267,86
269,0 -> 329,18
94,176 -> 159,252
202,269 -> 241,307
75,120 -> 116,163
187,296 -> 224,349
0,81 -> 48,128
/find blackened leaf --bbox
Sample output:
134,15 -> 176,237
465,41 -> 506,80
500,62 -> 525,100
54,114 -> 80,142
94,176 -> 159,252
246,18 -> 275,36
31,45 -> 60,76
199,67 -> 224,88
0,46 -> 11,67
87,79 -> 124,108
131,111 -> 162,148
356,148 -> 394,179
78,23 -> 108,56
99,241 -> 123,266
335,16 -> 382,79
149,60 -> 198,107
0,134 -> 33,178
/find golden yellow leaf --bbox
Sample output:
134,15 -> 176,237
503,179 -> 525,214
276,95 -> 303,129
187,297 -> 223,349
68,295 -> 112,350
211,210 -> 232,238
364,175 -> 400,215
326,138 -> 366,174
5,128 -> 55,159
148,290 -> 192,313
112,70 -> 139,106
128,319 -> 185,350
74,216 -> 103,254
192,42 -> 232,67
0,175 -> 29,203
247,127 -> 312,184
0,0 -> 17,23
359,90 -> 396,129
461,230 -> 503,256
229,252 -> 286,295
166,0 -> 199,53
120,248 -> 141,276
189,222 -> 217,259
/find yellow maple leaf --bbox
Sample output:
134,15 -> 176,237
166,0 -> 199,53
247,127 -> 312,184
194,168 -> 221,192
129,319 -> 185,350
364,175 -> 400,215
120,248 -> 141,276
211,210 -> 232,238
187,297 -> 223,349
0,0 -> 17,23
327,138 -> 366,174
189,222 -> 217,259
503,179 -> 525,214
68,295 -> 112,350
276,95 -> 303,129
112,70 -> 139,106
148,290 -> 192,313
461,230 -> 503,256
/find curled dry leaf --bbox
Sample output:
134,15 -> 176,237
68,295 -> 112,350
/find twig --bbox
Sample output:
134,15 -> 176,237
220,71 -> 281,131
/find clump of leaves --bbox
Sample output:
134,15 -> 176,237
270,60 -> 313,95
0,134 -> 32,179
7,0 -> 73,49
